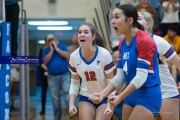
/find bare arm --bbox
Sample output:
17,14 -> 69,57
105,70 -> 115,80
169,55 -> 180,71
171,64 -> 177,80
43,48 -> 54,65
88,69 -> 126,104
56,48 -> 70,61
118,83 -> 136,102
52,41 -> 70,61
108,83 -> 136,107
100,69 -> 126,98
41,64 -> 47,71
100,83 -> 117,98
171,1 -> 179,11
163,2 -> 170,12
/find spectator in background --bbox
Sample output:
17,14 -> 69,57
161,0 -> 180,37
163,25 -> 180,83
10,64 -> 20,111
5,1 -> 20,56
136,0 -> 157,31
38,35 -> 48,115
136,0 -> 157,20
149,0 -> 163,33
69,33 -> 79,54
43,34 -> 70,120
120,0 -> 139,6
163,25 -> 180,56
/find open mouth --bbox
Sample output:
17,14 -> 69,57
113,27 -> 118,32
114,27 -> 118,31
80,39 -> 85,42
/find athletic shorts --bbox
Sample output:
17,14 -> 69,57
166,95 -> 179,99
79,95 -> 108,108
124,85 -> 162,117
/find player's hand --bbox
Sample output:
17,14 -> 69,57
88,93 -> 104,104
69,104 -> 77,117
108,95 -> 121,107
104,104 -> 114,120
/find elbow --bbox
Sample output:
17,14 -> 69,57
43,58 -> 49,65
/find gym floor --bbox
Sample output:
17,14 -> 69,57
10,87 -> 79,120
10,87 -> 178,120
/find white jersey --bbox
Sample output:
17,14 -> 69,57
153,35 -> 179,99
69,46 -> 115,97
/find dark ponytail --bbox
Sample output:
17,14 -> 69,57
158,53 -> 163,64
94,30 -> 107,48
136,21 -> 144,31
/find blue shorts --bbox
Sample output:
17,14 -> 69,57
167,95 -> 179,99
124,85 -> 162,117
79,95 -> 108,108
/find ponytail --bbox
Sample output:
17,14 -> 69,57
136,21 -> 144,31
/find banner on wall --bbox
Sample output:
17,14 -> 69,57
0,22 -> 11,120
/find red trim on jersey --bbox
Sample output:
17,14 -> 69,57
118,38 -> 125,59
164,47 -> 174,58
104,61 -> 114,70
135,30 -> 156,70
68,64 -> 76,72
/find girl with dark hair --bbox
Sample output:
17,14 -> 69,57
68,23 -> 116,120
89,4 -> 162,120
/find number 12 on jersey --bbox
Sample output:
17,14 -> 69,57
85,71 -> 97,81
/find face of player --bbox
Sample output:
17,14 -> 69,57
78,25 -> 94,47
111,8 -> 129,36
137,12 -> 149,32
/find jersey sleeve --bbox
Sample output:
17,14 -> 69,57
68,53 -> 78,75
104,51 -> 115,74
153,35 -> 176,61
117,39 -> 124,69
136,36 -> 156,70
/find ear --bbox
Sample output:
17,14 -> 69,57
127,17 -> 134,25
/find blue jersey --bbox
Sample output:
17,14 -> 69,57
43,44 -> 69,74
117,30 -> 160,87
